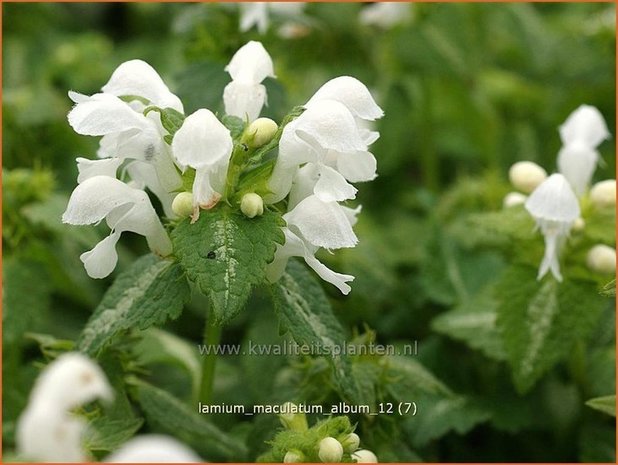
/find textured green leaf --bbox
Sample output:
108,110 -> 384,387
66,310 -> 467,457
172,207 -> 284,324
585,395 -> 616,417
601,279 -> 616,297
270,259 -> 361,403
496,265 -> 606,393
385,355 -> 453,399
221,114 -> 245,139
84,417 -> 143,453
135,381 -> 244,461
145,106 -> 185,137
78,254 -> 190,355
432,285 -> 506,361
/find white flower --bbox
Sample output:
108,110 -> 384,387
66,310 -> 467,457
525,173 -> 580,282
586,244 -> 616,274
62,175 -> 173,278
589,179 -> 616,208
359,2 -> 412,29
557,105 -> 610,196
318,437 -> 344,463
239,2 -> 305,34
171,108 -> 233,216
352,449 -> 379,463
223,41 -> 275,122
104,435 -> 203,463
16,353 -> 113,462
508,161 -> 547,194
503,192 -> 527,208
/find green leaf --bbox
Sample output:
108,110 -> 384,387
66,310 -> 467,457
172,207 -> 284,324
385,355 -> 453,399
144,106 -> 185,137
601,279 -> 616,297
221,115 -> 245,139
585,395 -> 616,417
84,417 -> 143,454
496,265 -> 606,393
77,254 -> 190,355
270,259 -> 362,403
134,381 -> 244,461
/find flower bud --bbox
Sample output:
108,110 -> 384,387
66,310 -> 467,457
503,192 -> 527,208
586,244 -> 616,274
284,449 -> 305,463
352,449 -> 378,463
279,402 -> 308,431
245,117 -> 278,148
341,433 -> 360,453
240,193 -> 264,218
572,217 -> 585,232
172,192 -> 194,218
589,179 -> 616,209
318,437 -> 343,463
508,161 -> 547,194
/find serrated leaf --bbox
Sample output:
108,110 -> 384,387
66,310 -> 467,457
270,259 -> 361,403
84,417 -> 143,453
135,381 -> 244,461
78,254 -> 190,355
496,265 -> 606,393
385,355 -> 453,399
145,106 -> 185,138
221,115 -> 245,139
585,395 -> 616,417
172,207 -> 284,324
431,285 -> 506,361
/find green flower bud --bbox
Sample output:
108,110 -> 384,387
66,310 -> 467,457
341,433 -> 360,453
240,193 -> 264,218
352,449 -> 378,463
279,402 -> 308,431
318,437 -> 343,463
244,117 -> 278,148
284,449 -> 305,463
508,161 -> 547,194
172,192 -> 194,218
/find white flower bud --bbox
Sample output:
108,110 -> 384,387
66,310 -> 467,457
503,192 -> 527,208
572,217 -> 585,232
590,179 -> 616,209
172,192 -> 194,218
352,449 -> 378,463
586,244 -> 616,274
318,437 -> 343,463
284,449 -> 305,463
508,161 -> 548,194
240,193 -> 264,218
245,117 -> 278,148
341,433 -> 360,453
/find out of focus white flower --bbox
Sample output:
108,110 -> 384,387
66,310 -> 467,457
104,435 -> 203,463
586,244 -> 616,274
503,191 -> 527,208
359,2 -> 412,29
283,449 -> 305,463
352,449 -> 379,463
557,105 -> 610,196
525,173 -> 580,281
239,2 -> 305,34
62,175 -> 172,278
16,353 -> 113,462
341,433 -> 360,453
589,179 -> 616,208
223,41 -> 275,122
318,437 -> 344,463
508,161 -> 547,194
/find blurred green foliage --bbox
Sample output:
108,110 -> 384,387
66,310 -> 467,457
3,2 -> 615,462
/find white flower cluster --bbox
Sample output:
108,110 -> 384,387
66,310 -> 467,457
16,353 -> 202,463
316,434 -> 378,464
63,41 -> 381,295
504,105 -> 615,281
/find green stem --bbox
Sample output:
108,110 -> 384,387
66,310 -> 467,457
199,312 -> 222,405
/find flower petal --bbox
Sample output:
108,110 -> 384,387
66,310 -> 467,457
265,159 -> 301,204
314,164 -> 357,202
76,157 -> 122,183
125,161 -> 176,218
559,104 -> 610,149
525,173 -> 580,223
105,435 -> 203,463
68,93 -> 148,136
101,59 -> 184,112
336,150 -> 377,183
306,76 -> 384,121
557,141 -> 599,196
303,254 -> 354,295
171,109 -> 233,169
288,163 -> 319,208
284,195 -> 358,249
278,119 -> 317,165
239,3 -> 269,34
223,81 -> 266,122
80,232 -> 121,279
225,41 -> 275,84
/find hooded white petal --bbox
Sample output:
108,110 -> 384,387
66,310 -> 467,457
525,173 -> 580,225
303,254 -> 354,295
288,163 -> 319,208
239,3 -> 269,33
360,2 -> 412,29
559,104 -> 610,149
277,119 -> 318,165
336,150 -> 378,183
68,93 -> 149,136
556,141 -> 599,196
226,40 -> 275,84
76,157 -> 123,183
265,158 -> 301,204
172,109 -> 233,169
284,195 -> 358,249
101,59 -> 184,112
80,232 -> 121,279
126,161 -> 177,218
223,81 -> 267,121
105,435 -> 203,463
306,76 -> 384,121
314,164 -> 358,202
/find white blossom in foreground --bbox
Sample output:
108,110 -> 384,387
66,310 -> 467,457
223,41 -> 275,122
104,435 -> 203,463
16,353 -> 113,462
172,108 -> 234,217
525,174 -> 580,282
586,244 -> 616,274
359,2 -> 412,29
62,175 -> 172,278
557,104 -> 610,196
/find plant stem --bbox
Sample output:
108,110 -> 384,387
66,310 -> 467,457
199,312 -> 222,405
